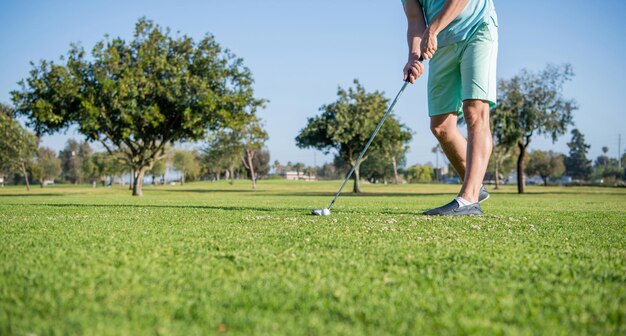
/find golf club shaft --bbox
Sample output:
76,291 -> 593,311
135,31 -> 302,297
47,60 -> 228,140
327,80 -> 410,210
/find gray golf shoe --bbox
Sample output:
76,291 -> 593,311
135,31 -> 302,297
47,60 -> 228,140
423,200 -> 483,216
479,186 -> 490,203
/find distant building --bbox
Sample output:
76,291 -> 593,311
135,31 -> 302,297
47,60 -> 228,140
278,171 -> 317,181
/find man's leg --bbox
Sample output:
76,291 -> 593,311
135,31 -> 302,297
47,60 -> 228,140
458,99 -> 492,203
430,113 -> 467,178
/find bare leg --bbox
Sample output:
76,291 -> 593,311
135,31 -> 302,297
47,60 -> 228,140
430,113 -> 467,179
458,100 -> 492,203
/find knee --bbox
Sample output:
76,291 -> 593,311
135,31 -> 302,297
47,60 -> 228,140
430,122 -> 453,141
463,100 -> 490,129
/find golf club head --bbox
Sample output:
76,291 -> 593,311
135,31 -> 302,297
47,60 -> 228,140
311,208 -> 331,216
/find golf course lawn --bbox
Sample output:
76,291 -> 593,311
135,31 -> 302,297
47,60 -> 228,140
1,180 -> 624,335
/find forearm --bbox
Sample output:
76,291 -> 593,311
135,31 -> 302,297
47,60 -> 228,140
407,19 -> 426,58
404,1 -> 427,58
427,0 -> 469,35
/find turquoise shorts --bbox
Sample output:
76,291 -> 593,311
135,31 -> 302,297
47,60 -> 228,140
427,19 -> 498,117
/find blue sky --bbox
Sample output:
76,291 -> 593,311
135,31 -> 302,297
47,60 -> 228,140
1,0 -> 625,167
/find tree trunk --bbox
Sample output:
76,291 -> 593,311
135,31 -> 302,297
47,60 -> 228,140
161,173 -> 165,185
129,169 -> 134,190
181,172 -> 185,185
494,156 -> 500,190
517,143 -> 526,194
543,176 -> 548,186
21,162 -> 30,191
353,167 -> 361,193
392,156 -> 399,184
92,180 -> 97,188
246,152 -> 256,189
132,168 -> 146,196
152,175 -> 156,185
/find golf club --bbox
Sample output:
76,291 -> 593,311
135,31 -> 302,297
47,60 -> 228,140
311,62 -> 421,216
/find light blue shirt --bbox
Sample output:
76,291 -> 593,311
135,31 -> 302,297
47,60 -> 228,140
403,0 -> 498,47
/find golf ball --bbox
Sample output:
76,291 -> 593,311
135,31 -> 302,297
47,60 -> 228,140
321,208 -> 330,216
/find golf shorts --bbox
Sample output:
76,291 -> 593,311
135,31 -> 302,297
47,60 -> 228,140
427,18 -> 498,117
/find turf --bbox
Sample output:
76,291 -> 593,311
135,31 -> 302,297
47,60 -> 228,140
1,180 -> 625,335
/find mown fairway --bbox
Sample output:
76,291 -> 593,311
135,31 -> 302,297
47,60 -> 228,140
1,180 -> 625,335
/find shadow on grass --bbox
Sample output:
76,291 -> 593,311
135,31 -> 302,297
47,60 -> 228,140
1,202 -> 432,215
165,188 -> 454,198
3,203 -> 304,213
0,193 -> 66,197
165,189 -> 263,193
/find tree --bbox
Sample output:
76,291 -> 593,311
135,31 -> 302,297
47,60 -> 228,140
150,157 -> 168,185
30,147 -> 61,187
487,146 -> 518,188
238,116 -> 268,189
0,103 -> 38,190
360,149 -> 394,183
490,106 -> 517,189
295,80 -> 407,193
565,129 -> 592,180
92,151 -> 119,186
273,160 -> 283,174
253,149 -> 271,179
12,18 -> 264,196
81,154 -> 98,187
173,150 -> 200,185
405,165 -> 434,183
525,150 -> 565,186
377,116 -> 412,184
317,163 -> 340,180
304,166 -> 316,180
293,162 -> 305,179
431,144 -> 445,182
202,130 -> 243,182
492,64 -> 577,193
595,154 -> 610,170
59,139 -> 92,184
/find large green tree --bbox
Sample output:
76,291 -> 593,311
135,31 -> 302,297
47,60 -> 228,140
295,80 -> 409,193
493,64 -> 577,193
525,150 -> 565,186
0,103 -> 38,190
12,18 -> 264,196
565,129 -> 592,180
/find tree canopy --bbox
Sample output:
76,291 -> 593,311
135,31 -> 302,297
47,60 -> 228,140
565,129 -> 592,180
12,18 -> 264,196
492,64 -> 577,193
526,150 -> 565,186
0,103 -> 38,190
295,80 -> 411,192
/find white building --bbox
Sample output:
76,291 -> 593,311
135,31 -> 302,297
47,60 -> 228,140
279,171 -> 317,181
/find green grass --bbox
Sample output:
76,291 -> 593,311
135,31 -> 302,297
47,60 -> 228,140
1,180 -> 625,335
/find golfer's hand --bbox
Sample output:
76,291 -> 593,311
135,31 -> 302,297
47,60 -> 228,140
403,55 -> 424,84
420,29 -> 438,60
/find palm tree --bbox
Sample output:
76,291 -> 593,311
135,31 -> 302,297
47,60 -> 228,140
293,162 -> 305,179
431,144 -> 443,181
